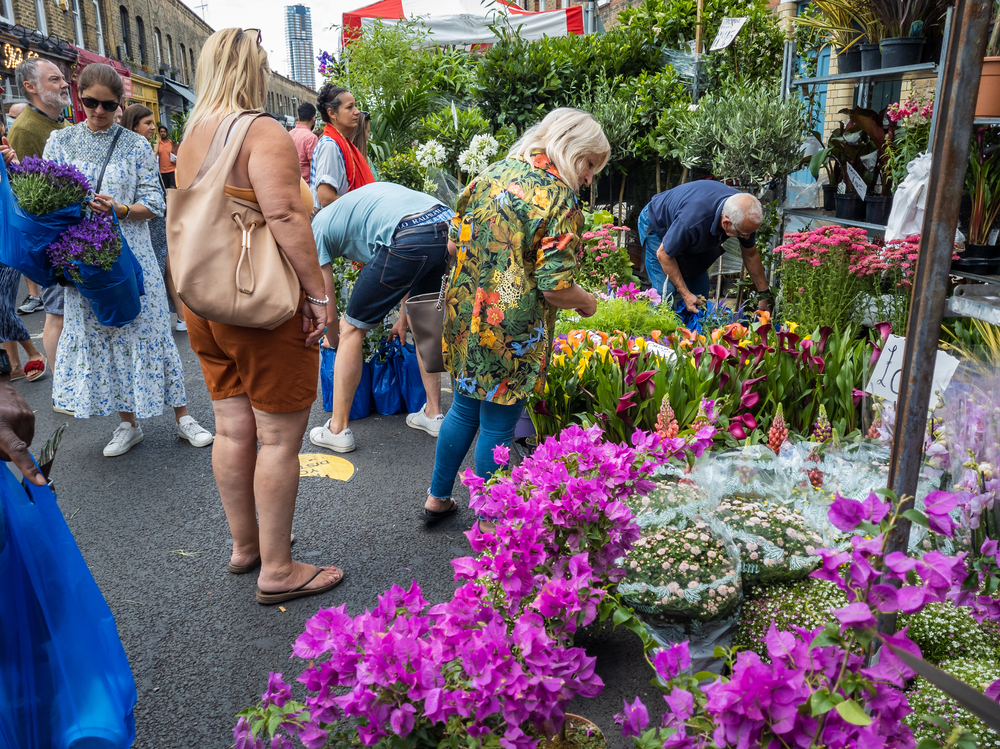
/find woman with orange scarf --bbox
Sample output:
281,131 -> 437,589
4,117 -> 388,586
309,84 -> 375,214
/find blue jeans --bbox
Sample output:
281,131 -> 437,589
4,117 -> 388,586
429,392 -> 525,499
665,271 -> 712,311
638,205 -> 666,299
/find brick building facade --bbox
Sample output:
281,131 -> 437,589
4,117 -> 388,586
266,70 -> 316,126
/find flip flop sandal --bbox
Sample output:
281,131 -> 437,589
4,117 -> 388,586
256,566 -> 344,605
422,498 -> 459,525
24,358 -> 46,382
227,534 -> 296,574
9,371 -> 25,381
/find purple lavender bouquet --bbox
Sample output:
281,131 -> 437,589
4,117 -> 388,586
8,156 -> 90,216
47,212 -> 122,283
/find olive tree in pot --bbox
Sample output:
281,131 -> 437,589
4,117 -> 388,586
870,0 -> 949,68
975,2 -> 1000,118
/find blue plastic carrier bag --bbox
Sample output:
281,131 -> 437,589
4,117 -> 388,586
371,340 -> 404,416
394,341 -> 427,414
320,346 -> 373,420
0,462 -> 137,749
72,210 -> 145,328
0,161 -> 82,287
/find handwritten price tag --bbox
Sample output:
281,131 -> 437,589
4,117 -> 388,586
865,335 -> 959,410
846,163 -> 868,202
710,18 -> 748,51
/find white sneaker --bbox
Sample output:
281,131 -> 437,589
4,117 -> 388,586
177,415 -> 214,447
406,405 -> 444,437
176,320 -> 187,332
309,421 -> 356,453
104,423 -> 144,457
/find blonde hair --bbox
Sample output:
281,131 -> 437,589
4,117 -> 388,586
509,108 -> 610,192
186,28 -> 270,135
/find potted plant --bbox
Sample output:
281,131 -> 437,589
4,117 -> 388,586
793,0 -> 863,73
807,132 -> 842,210
975,2 -> 1000,118
964,127 -> 1000,260
871,0 -> 949,68
842,105 -> 897,225
827,119 -> 875,221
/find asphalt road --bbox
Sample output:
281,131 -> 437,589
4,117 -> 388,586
11,297 -> 656,749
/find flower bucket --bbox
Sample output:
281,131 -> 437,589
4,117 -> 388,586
0,162 -> 83,287
72,212 -> 145,328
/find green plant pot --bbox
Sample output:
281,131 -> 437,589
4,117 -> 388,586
880,37 -> 926,69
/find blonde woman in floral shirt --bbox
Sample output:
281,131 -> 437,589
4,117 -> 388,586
422,108 -> 608,525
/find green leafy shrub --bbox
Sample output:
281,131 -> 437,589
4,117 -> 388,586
556,297 -> 680,339
377,150 -> 423,191
417,47 -> 480,104
734,578 -> 847,660
899,602 -> 1000,664
905,659 -> 1000,749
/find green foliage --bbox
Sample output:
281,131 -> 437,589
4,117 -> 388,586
673,82 -> 809,189
631,68 -> 686,161
569,73 -> 640,175
475,26 -> 662,132
169,109 -> 188,144
900,602 -> 1000,665
367,86 -> 435,162
556,297 -> 681,339
416,46 -> 480,104
905,659 -> 1000,749
326,18 -> 428,110
616,0 -> 786,87
415,106 -> 494,174
376,150 -> 423,191
734,578 -> 847,661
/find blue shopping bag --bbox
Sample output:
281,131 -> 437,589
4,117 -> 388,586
0,161 -> 83,287
0,463 -> 136,749
72,210 -> 145,328
320,346 -> 373,420
394,341 -> 427,414
371,340 -> 404,416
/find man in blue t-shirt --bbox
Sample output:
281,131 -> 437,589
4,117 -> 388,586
309,181 -> 455,454
637,181 -> 773,312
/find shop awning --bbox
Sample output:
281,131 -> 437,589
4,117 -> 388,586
162,79 -> 196,107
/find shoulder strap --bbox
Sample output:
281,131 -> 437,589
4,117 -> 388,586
94,126 -> 124,194
189,112 -> 242,188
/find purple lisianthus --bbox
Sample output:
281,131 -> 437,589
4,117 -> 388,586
47,212 -> 122,283
8,156 -> 91,216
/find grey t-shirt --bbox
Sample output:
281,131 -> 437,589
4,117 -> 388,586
309,136 -> 349,212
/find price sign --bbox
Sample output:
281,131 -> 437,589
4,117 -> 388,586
865,334 -> 959,409
646,342 -> 676,361
709,18 -> 748,51
846,163 -> 868,201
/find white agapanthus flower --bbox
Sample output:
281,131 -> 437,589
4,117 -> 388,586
415,140 -> 446,170
458,133 -> 500,175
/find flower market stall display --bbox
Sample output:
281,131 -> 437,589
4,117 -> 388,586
964,126 -> 1000,256
555,289 -> 678,339
905,659 -> 1000,749
885,95 -> 934,191
614,490 -> 1000,749
0,156 -> 91,286
573,220 -> 639,292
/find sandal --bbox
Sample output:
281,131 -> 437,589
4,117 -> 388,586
256,565 -> 344,605
25,357 -> 46,382
9,368 -> 24,381
423,497 -> 459,525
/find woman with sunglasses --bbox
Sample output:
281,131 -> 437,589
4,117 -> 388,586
42,63 -> 213,456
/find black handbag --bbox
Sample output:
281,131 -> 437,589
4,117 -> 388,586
405,268 -> 449,374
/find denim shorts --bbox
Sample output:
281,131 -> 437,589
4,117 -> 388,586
344,222 -> 450,330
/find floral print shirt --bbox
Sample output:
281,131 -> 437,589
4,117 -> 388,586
444,152 -> 581,405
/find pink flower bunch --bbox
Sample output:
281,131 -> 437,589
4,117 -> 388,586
887,96 -> 934,126
615,491 -> 1000,749
774,225 -> 876,270
598,282 -> 662,305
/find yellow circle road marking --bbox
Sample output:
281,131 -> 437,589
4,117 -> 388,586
298,453 -> 356,481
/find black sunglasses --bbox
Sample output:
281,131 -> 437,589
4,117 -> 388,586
81,96 -> 119,112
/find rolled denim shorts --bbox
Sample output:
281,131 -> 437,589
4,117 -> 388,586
344,221 -> 450,330
40,284 -> 64,315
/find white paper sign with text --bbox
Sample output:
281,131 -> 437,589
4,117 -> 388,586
710,18 -> 748,51
865,334 -> 959,409
846,163 -> 868,202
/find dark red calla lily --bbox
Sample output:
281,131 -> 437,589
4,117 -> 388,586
718,371 -> 730,391
534,400 -> 552,416
692,346 -> 705,367
818,326 -> 833,353
873,321 -> 893,345
869,343 -> 883,368
616,391 -> 638,414
634,370 -> 657,399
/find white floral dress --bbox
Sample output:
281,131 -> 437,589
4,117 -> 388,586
44,123 -> 187,419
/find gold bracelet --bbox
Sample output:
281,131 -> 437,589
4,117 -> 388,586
121,203 -> 131,219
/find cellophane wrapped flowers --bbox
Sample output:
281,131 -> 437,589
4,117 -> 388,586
7,156 -> 90,215
712,494 -> 825,587
904,659 -> 1000,749
47,212 -> 122,282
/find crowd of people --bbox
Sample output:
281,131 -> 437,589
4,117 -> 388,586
0,26 -> 769,606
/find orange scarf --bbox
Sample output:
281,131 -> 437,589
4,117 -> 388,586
323,123 -> 375,193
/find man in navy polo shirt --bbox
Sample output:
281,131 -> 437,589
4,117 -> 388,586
638,181 -> 773,312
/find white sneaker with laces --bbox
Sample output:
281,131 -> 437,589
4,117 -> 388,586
177,415 -> 214,447
406,405 -> 444,437
104,423 -> 144,457
309,421 -> 356,453
17,295 -> 42,314
176,320 -> 187,332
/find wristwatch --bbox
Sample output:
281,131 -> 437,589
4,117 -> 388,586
0,349 -> 11,377
757,288 -> 775,301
